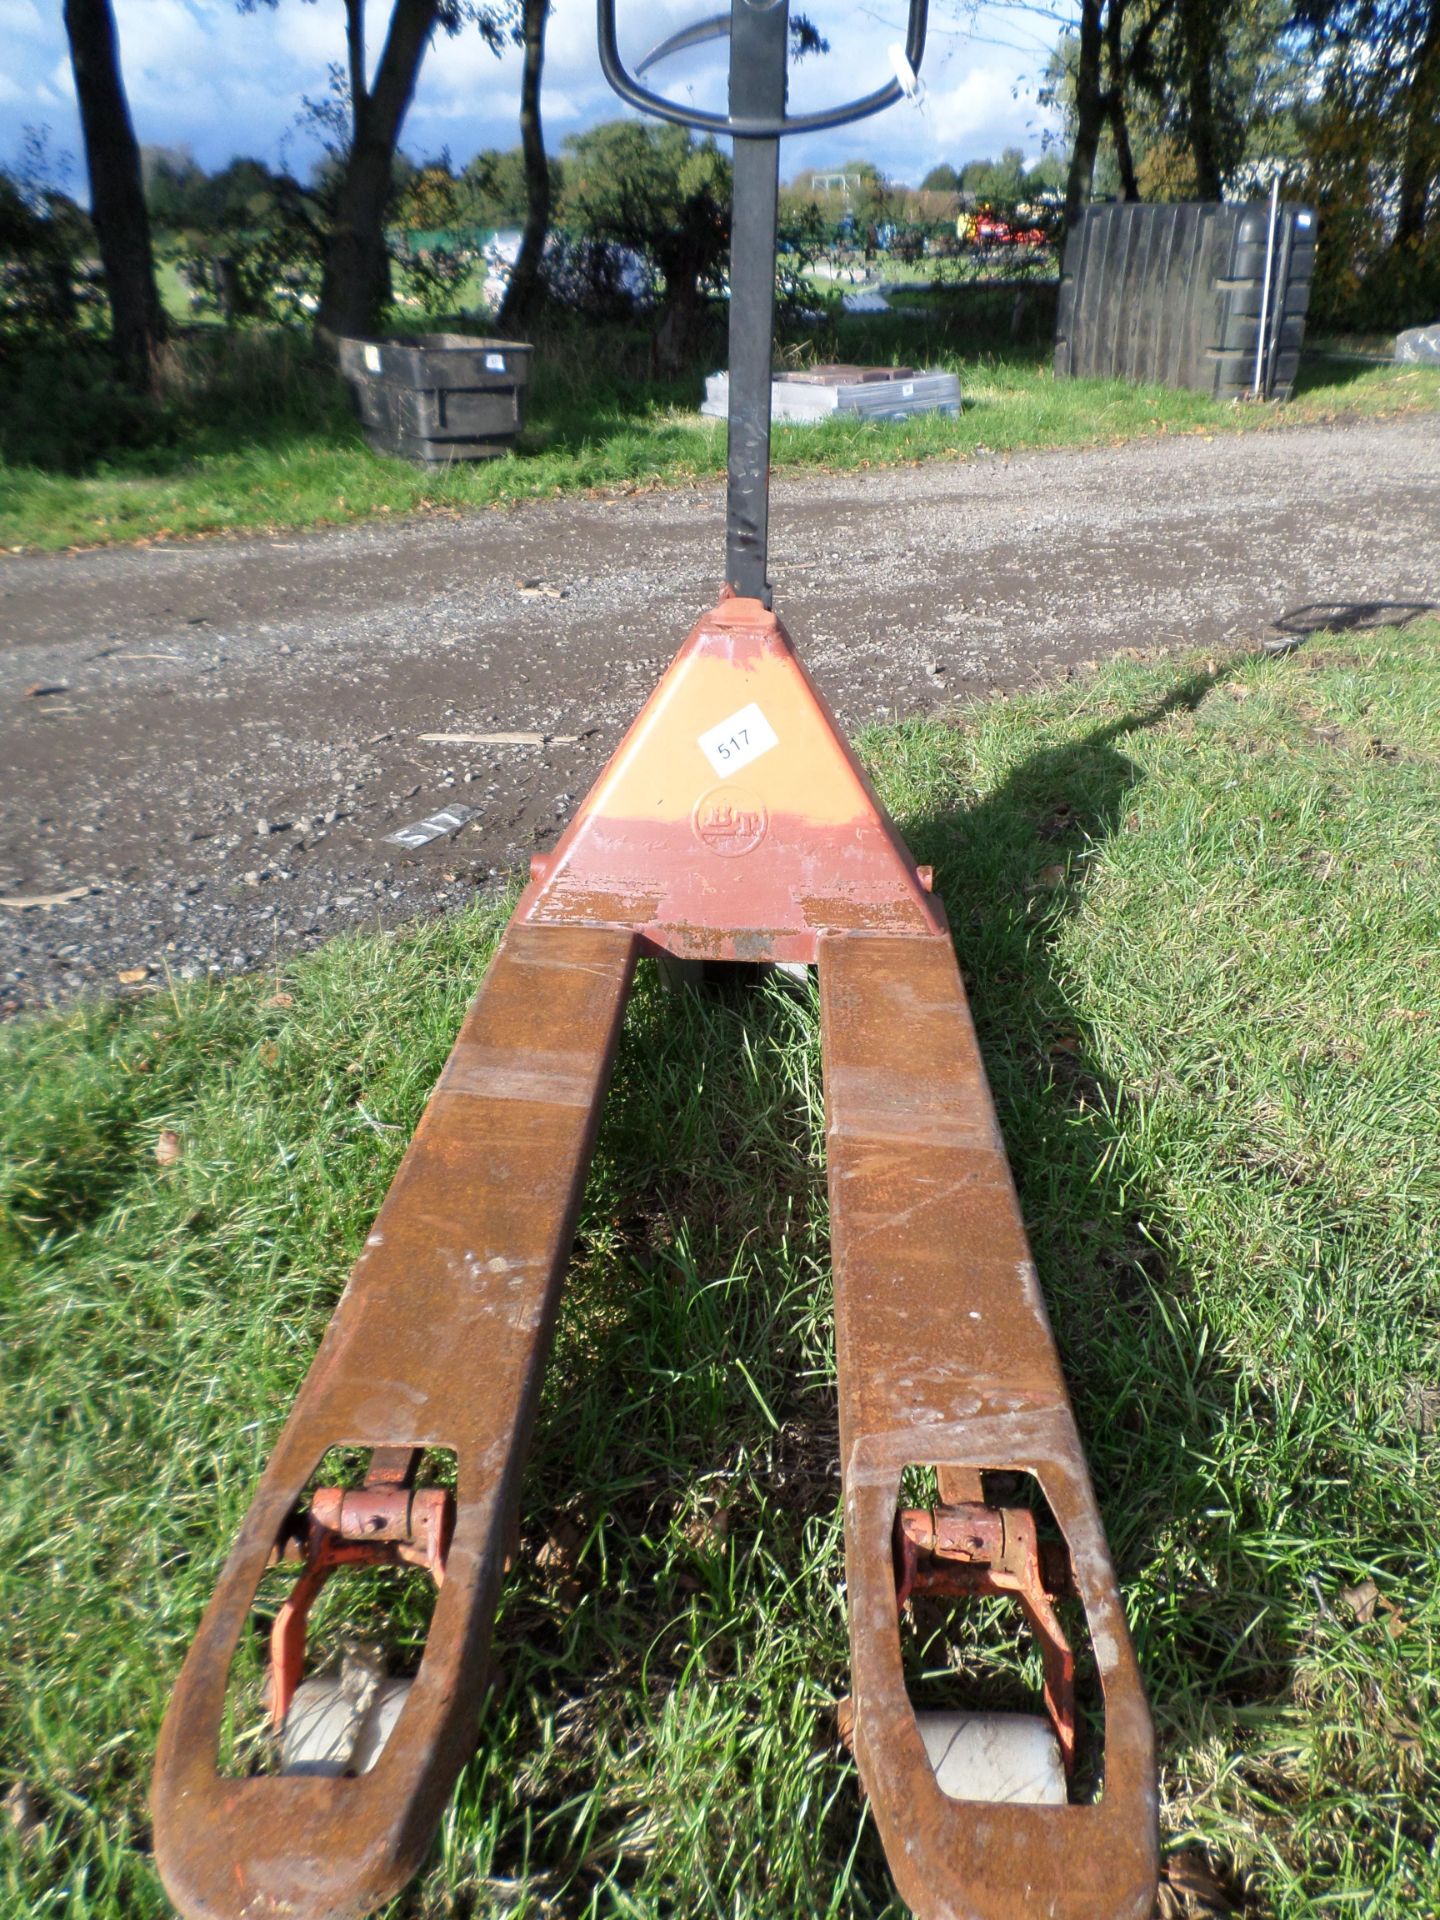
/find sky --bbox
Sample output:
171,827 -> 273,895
0,0 -> 1066,193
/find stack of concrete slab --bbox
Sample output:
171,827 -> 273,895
702,363 -> 961,424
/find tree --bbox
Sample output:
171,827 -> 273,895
1036,0 -> 1307,217
835,157 -> 901,236
961,147 -> 1030,204
462,146 -> 528,223
1056,0 -> 1107,224
393,154 -> 464,230
1391,0 -> 1440,245
1290,0 -> 1440,323
498,0 -> 549,329
1297,0 -> 1440,247
1103,0 -> 1141,198
244,0 -> 516,338
61,0 -> 167,387
1133,131 -> 1198,199
141,146 -> 209,228
175,174 -> 325,324
1026,151 -> 1069,193
387,155 -> 480,315
0,137 -> 98,339
1168,0 -> 1227,196
921,162 -> 961,192
559,121 -> 730,367
145,154 -> 301,234
1040,0 -> 1167,223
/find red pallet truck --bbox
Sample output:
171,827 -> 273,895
151,3 -> 1159,1914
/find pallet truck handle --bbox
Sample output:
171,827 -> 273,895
597,0 -> 929,140
607,0 -> 930,604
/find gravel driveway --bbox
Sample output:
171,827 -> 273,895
1,415 -> 1436,1013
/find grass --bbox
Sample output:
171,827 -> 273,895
2,615 -> 1438,1916
2,286 -> 1437,553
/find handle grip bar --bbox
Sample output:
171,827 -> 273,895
597,0 -> 928,140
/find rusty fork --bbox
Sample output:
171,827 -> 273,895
267,1449 -> 453,1732
152,923 -> 638,1919
151,607 -> 1158,1920
894,1500 -> 1077,1775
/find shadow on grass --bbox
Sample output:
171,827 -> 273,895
837,278 -> 1060,364
1288,346 -> 1394,397
0,332 -> 359,478
1270,596 -> 1436,644
902,668 -> 1273,1900
516,384 -> 710,464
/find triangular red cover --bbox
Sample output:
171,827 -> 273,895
516,594 -> 945,963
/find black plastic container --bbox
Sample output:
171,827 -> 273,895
1054,201 -> 1317,401
337,333 -> 533,461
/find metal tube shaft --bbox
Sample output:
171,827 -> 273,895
724,0 -> 788,604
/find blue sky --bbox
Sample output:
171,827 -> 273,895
1,0 -> 1065,192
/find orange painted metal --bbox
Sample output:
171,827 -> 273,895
268,1481 -> 453,1730
516,593 -> 946,962
895,1502 -> 1078,1775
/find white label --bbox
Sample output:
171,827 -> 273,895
697,702 -> 778,777
1296,213 -> 1312,228
902,382 -> 915,397
363,344 -> 382,372
384,804 -> 476,849
485,351 -> 506,371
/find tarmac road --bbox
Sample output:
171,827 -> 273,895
1,413 -> 1436,1011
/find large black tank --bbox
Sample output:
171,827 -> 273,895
1054,200 -> 1317,401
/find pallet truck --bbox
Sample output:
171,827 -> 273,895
151,3 -> 1159,1914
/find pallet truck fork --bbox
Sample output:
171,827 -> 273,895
151,4 -> 1159,1915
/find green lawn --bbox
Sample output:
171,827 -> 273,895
2,292 -> 1436,553
3,619 -> 1437,1916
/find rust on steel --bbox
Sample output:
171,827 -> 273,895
895,1501 -> 1077,1774
152,922 -> 636,1920
152,594 -> 1156,1920
304,1484 -> 451,1556
269,1476 -> 454,1730
821,929 -> 1158,1920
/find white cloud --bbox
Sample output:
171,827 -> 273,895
1,0 -> 1058,183
0,0 -> 46,33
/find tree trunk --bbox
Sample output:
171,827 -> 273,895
498,0 -> 550,330
1393,0 -> 1440,245
1104,0 -> 1140,200
1064,0 -> 1106,230
1177,0 -> 1223,198
61,0 -> 167,390
317,0 -> 440,339
650,228 -> 703,376
1108,95 -> 1140,199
